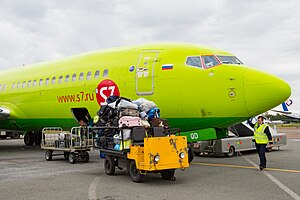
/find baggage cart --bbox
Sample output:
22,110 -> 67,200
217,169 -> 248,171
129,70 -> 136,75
92,126 -> 189,182
41,127 -> 93,164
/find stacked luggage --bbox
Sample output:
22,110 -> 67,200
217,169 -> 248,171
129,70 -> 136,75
94,96 -> 169,150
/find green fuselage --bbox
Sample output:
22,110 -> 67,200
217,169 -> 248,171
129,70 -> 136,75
0,43 -> 291,134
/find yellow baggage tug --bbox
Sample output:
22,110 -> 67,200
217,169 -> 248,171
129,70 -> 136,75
97,126 -> 189,182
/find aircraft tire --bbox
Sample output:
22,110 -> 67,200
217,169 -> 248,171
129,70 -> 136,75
11,132 -> 20,139
24,132 -> 35,146
34,132 -> 42,145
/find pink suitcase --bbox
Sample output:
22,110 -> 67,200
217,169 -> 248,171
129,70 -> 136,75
119,116 -> 142,127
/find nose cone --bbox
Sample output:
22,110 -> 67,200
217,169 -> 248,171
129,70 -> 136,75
244,68 -> 291,116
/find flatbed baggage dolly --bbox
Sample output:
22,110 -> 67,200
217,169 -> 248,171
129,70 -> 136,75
93,126 -> 190,182
41,127 -> 93,164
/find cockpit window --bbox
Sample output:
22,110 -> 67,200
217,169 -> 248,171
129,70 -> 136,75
186,56 -> 202,68
217,55 -> 243,65
202,55 -> 220,68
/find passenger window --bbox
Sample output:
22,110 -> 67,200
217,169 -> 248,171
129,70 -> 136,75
12,83 -> 15,90
103,69 -> 108,78
45,78 -> 49,86
17,82 -> 21,88
33,80 -> 37,87
28,80 -> 32,88
72,74 -> 76,82
58,76 -> 63,84
186,56 -> 202,68
65,75 -> 70,82
79,72 -> 84,81
39,79 -> 43,86
86,71 -> 92,80
52,77 -> 56,84
202,55 -> 220,69
22,81 -> 26,88
94,70 -> 100,79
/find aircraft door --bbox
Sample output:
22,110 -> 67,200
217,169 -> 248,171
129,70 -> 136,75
136,51 -> 159,95
70,108 -> 91,124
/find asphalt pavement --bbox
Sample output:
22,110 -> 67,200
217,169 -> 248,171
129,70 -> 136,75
0,128 -> 299,200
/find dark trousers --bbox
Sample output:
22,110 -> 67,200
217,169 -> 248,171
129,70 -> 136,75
255,143 -> 267,168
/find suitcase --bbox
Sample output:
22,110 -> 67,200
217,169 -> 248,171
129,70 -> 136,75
119,108 -> 140,117
149,118 -> 169,128
119,116 -> 142,127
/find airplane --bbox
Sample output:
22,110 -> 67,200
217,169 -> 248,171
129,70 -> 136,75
271,100 -> 300,120
271,120 -> 284,124
0,43 -> 291,145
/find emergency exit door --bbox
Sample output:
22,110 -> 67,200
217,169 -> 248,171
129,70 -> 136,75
136,50 -> 159,95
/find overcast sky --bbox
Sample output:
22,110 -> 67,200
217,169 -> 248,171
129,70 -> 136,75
0,0 -> 299,111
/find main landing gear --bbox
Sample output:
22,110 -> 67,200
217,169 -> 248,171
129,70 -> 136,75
24,131 -> 41,146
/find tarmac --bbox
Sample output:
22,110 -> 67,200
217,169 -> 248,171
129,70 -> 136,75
0,128 -> 299,200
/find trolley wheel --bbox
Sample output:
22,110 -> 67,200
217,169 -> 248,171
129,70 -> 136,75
64,152 -> 70,160
224,146 -> 235,157
188,148 -> 194,163
69,153 -> 77,164
45,150 -> 53,161
81,152 -> 90,163
161,169 -> 176,181
128,160 -> 144,183
104,156 -> 115,175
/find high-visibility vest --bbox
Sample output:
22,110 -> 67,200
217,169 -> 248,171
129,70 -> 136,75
253,123 -> 269,144
93,116 -> 99,124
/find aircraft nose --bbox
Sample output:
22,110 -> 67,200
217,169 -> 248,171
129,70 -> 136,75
244,68 -> 291,116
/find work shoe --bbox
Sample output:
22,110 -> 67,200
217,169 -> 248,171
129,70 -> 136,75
259,166 -> 264,171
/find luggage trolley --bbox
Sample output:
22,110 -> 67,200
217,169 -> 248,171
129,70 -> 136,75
41,127 -> 93,164
93,125 -> 190,182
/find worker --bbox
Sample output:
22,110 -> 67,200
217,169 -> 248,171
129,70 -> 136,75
248,116 -> 273,170
78,119 -> 87,146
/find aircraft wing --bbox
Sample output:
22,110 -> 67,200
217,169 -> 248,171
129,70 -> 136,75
271,109 -> 292,115
0,107 -> 10,120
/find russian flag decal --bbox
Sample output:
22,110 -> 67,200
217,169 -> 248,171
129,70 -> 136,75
162,64 -> 173,70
